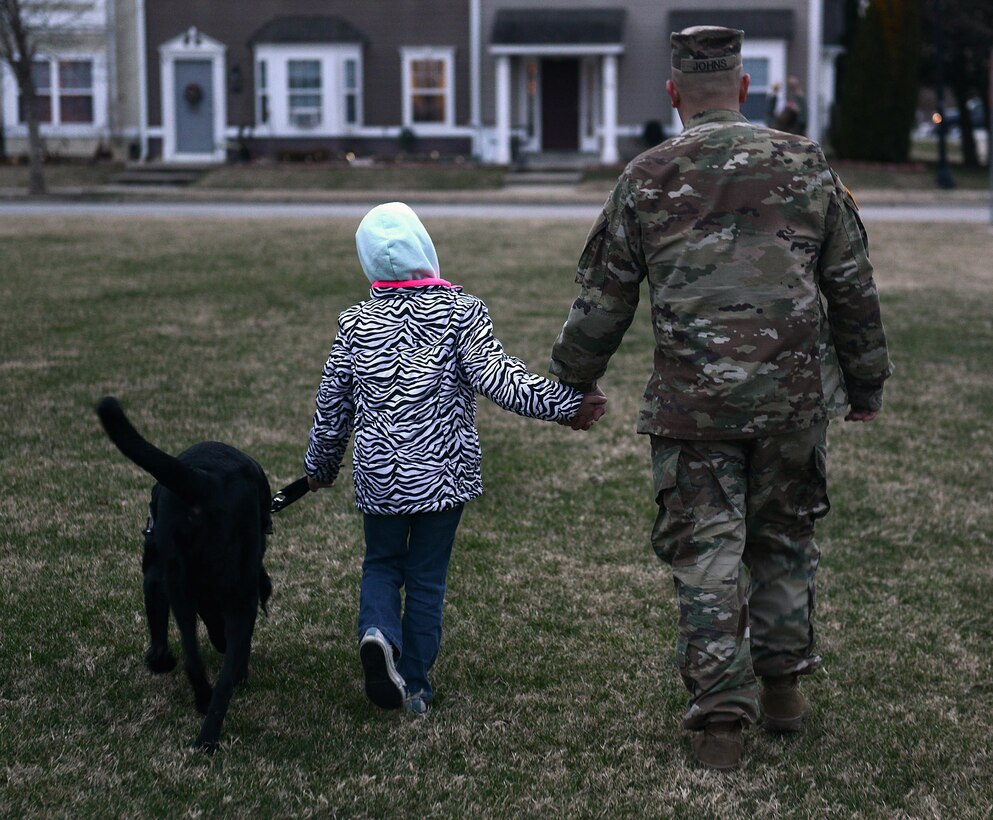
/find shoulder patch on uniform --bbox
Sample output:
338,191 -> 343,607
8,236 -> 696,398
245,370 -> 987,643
843,185 -> 859,211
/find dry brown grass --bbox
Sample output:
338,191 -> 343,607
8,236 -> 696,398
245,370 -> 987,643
1,216 -> 991,817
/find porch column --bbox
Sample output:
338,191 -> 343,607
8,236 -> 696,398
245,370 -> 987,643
600,54 -> 619,164
495,55 -> 512,164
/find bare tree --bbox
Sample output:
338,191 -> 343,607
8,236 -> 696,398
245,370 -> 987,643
0,0 -> 47,193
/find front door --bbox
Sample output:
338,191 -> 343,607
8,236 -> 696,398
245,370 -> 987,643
174,59 -> 214,155
541,58 -> 580,151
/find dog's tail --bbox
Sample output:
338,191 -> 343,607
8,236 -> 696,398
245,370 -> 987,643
96,396 -> 213,506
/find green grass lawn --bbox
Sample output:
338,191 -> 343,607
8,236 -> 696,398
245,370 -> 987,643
1,216 -> 992,817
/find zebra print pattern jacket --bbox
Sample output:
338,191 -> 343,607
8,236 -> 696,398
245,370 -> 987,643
305,281 -> 583,515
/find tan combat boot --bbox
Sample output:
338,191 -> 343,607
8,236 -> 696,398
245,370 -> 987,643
760,674 -> 808,732
690,720 -> 744,770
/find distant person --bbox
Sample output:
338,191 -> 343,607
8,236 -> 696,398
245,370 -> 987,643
768,76 -> 808,134
548,26 -> 891,769
304,202 -> 605,716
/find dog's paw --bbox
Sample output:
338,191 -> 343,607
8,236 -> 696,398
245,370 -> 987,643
144,646 -> 177,674
193,736 -> 220,755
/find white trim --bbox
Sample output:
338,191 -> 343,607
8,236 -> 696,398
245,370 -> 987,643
494,55 -> 511,163
490,44 -> 623,58
820,45 -> 842,142
2,51 -> 108,137
106,0 -> 117,137
807,0 -> 823,143
469,0 -> 481,130
136,0 -> 149,160
252,43 -> 363,136
401,46 -> 456,133
600,54 -> 618,163
159,28 -> 227,163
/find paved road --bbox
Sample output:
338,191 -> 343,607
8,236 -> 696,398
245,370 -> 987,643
0,199 -> 989,224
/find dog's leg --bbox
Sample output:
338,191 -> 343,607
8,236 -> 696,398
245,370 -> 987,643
170,593 -> 212,717
194,608 -> 256,753
259,565 -> 272,617
141,501 -> 176,673
202,607 -> 227,654
143,565 -> 177,673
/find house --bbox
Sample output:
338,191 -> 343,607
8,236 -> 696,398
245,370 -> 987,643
142,1 -> 475,164
2,0 -> 846,166
0,0 -> 142,160
477,0 -> 846,164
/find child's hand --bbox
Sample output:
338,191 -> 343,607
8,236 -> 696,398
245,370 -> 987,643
307,476 -> 333,492
563,388 -> 608,431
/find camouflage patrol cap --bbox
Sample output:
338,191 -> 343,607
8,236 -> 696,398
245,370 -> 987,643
670,26 -> 744,73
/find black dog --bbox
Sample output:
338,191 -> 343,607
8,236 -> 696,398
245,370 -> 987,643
96,396 -> 273,753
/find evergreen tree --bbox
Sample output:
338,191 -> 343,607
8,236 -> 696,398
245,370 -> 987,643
832,0 -> 923,162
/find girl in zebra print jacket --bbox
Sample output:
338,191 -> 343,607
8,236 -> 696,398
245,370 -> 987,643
304,203 -> 589,713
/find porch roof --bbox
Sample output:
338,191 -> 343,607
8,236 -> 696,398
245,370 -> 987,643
248,15 -> 366,45
491,9 -> 626,47
671,2 -> 845,46
668,10 -> 803,43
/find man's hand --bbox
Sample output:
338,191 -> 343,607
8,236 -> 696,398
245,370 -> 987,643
307,476 -> 333,492
845,408 -> 878,422
562,387 -> 608,431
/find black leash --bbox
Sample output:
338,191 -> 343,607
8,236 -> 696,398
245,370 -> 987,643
270,477 -> 312,513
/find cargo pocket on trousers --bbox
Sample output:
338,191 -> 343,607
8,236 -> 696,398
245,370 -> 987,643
651,444 -> 688,563
803,439 -> 831,521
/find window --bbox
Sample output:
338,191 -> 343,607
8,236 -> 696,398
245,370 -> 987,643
256,60 -> 269,124
343,58 -> 358,126
402,48 -> 454,129
18,58 -> 94,125
59,60 -> 94,122
251,45 -> 361,133
411,58 -> 446,123
740,41 -> 786,125
288,59 -> 321,128
742,56 -> 772,123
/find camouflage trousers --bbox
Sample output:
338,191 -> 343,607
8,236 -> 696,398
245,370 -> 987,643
650,422 -> 829,729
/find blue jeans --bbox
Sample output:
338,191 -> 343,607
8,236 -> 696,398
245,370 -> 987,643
358,504 -> 464,701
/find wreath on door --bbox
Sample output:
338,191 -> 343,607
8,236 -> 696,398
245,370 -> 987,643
183,82 -> 204,107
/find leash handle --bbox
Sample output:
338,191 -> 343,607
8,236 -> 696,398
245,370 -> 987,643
271,477 -> 311,513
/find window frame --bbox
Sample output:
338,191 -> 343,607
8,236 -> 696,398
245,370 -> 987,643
401,46 -> 456,132
256,58 -> 269,125
287,58 -> 323,129
252,43 -> 363,135
740,39 -> 787,126
12,54 -> 98,129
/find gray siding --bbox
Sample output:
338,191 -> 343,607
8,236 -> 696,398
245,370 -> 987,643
145,1 -> 471,128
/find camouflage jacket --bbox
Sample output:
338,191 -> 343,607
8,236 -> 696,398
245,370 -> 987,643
550,109 -> 893,439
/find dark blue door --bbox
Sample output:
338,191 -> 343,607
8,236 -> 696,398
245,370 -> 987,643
175,60 -> 213,154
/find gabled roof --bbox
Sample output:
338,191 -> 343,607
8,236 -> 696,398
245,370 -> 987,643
491,9 -> 626,45
248,16 -> 366,45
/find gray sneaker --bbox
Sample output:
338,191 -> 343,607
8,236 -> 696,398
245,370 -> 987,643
404,691 -> 430,716
359,628 -> 407,710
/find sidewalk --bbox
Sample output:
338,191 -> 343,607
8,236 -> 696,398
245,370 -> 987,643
0,181 -> 989,207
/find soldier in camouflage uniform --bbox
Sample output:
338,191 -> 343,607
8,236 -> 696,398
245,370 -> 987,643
549,26 -> 892,769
